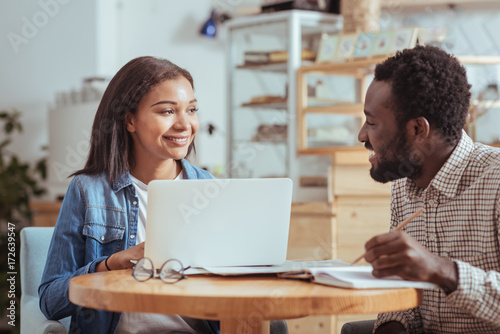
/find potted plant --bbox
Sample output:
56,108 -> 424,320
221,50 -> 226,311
0,109 -> 46,333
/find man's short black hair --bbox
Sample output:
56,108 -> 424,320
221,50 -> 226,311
374,45 -> 471,145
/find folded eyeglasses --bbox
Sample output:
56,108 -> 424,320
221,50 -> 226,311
132,257 -> 190,284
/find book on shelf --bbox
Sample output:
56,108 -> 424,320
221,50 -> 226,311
186,259 -> 439,290
244,49 -> 315,65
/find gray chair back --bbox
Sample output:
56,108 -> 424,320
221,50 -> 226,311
21,226 -> 69,334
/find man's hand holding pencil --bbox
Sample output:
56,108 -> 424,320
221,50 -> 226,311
357,208 -> 459,294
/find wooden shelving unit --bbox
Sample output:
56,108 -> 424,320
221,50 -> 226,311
296,57 -> 386,155
226,10 -> 342,202
381,0 -> 500,10
297,55 -> 500,154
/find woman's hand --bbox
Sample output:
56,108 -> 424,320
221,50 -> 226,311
96,242 -> 145,272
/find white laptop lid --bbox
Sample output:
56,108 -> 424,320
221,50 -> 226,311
145,178 -> 293,268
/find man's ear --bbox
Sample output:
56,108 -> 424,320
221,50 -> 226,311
406,117 -> 430,143
125,112 -> 136,133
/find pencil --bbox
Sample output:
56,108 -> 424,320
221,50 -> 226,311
350,208 -> 425,266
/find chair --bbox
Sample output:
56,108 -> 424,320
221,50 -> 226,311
271,320 -> 288,334
21,227 -> 70,334
340,319 -> 376,334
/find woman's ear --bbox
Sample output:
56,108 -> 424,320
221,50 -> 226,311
406,117 -> 430,143
125,113 -> 136,133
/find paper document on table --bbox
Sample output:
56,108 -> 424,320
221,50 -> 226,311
306,266 -> 439,289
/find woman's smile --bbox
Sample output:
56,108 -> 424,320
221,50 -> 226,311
163,135 -> 190,146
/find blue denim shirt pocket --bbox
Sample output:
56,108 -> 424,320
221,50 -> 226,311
83,207 -> 127,257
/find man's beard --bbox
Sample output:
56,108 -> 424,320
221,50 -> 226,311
368,129 -> 424,184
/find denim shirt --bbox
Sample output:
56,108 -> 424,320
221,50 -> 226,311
39,159 -> 218,334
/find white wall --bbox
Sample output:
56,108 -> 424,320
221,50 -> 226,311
2,0 -> 500,200
0,0 -> 97,165
0,0 -> 251,199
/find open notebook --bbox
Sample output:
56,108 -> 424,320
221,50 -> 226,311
304,266 -> 439,289
187,260 -> 439,290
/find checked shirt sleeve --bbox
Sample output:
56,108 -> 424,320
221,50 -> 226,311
445,260 -> 500,329
443,194 -> 500,330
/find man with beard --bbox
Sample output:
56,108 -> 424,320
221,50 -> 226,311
358,45 -> 500,333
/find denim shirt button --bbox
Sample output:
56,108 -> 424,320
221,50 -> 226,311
132,201 -> 138,205
130,234 -> 135,239
100,236 -> 105,241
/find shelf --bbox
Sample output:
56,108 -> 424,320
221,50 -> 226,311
457,56 -> 500,65
241,102 -> 288,110
307,98 -> 354,107
302,103 -> 364,115
298,144 -> 365,156
381,0 -> 500,10
297,55 -> 500,77
296,56 -> 500,78
236,61 -> 315,72
225,10 -> 342,36
298,57 -> 388,75
471,100 -> 500,109
250,139 -> 287,145
308,139 -> 358,147
234,139 -> 287,145
237,62 -> 288,72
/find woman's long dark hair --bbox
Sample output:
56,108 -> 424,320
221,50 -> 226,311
72,56 -> 195,184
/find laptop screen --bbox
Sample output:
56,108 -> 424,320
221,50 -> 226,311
145,178 -> 293,268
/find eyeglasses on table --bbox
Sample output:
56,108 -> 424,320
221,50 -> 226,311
132,257 -> 191,284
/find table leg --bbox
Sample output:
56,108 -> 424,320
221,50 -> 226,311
220,319 -> 270,334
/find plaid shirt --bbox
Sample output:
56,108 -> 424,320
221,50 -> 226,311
374,132 -> 500,333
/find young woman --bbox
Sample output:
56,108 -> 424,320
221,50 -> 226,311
39,57 -> 218,334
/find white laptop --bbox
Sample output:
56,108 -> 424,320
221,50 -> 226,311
145,178 -> 293,268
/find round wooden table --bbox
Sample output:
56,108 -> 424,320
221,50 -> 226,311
69,269 -> 422,334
